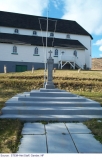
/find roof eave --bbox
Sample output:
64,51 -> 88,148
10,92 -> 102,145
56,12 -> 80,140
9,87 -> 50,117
54,46 -> 87,50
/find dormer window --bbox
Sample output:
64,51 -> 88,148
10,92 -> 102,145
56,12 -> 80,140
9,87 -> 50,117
50,32 -> 54,37
66,34 -> 70,39
14,29 -> 19,34
33,31 -> 37,36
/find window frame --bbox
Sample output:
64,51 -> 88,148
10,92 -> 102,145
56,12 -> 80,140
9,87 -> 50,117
14,29 -> 19,34
33,47 -> 39,56
73,50 -> 77,57
12,46 -> 18,55
50,32 -> 54,37
33,31 -> 37,36
13,46 -> 17,53
54,49 -> 58,57
66,34 -> 70,39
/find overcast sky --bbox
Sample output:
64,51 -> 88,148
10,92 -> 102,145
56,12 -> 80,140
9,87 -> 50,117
0,0 -> 102,57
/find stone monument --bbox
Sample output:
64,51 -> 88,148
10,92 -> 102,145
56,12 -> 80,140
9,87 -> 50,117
45,50 -> 55,89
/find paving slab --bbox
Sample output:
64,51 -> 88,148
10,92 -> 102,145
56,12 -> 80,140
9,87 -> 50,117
45,123 -> 68,134
47,134 -> 78,153
71,134 -> 102,153
22,123 -> 45,135
65,123 -> 91,133
17,135 -> 47,153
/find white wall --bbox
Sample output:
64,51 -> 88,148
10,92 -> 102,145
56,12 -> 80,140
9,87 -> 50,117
0,26 -> 65,38
71,34 -> 91,68
0,26 -> 47,37
0,43 -> 44,63
0,26 -> 35,36
0,43 -> 85,69
0,43 -> 59,63
0,26 -> 91,68
57,48 -> 85,68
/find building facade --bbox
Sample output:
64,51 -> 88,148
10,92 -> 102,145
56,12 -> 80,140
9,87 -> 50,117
0,11 -> 93,72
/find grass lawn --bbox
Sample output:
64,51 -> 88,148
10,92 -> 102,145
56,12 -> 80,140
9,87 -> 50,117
0,119 -> 23,153
0,70 -> 102,153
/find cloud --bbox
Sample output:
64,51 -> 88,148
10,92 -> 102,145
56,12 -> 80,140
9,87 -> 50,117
100,54 -> 102,57
93,39 -> 102,52
0,0 -> 49,16
93,39 -> 102,46
52,0 -> 61,9
61,0 -> 102,35
99,46 -> 102,52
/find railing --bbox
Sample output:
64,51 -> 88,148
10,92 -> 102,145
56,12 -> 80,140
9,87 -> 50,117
75,57 -> 83,69
58,54 -> 84,69
58,55 -> 74,62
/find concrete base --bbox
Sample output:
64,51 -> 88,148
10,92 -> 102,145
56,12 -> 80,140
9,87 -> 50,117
45,81 -> 55,89
0,88 -> 102,122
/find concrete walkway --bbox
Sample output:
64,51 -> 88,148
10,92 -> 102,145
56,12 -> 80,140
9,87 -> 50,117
17,122 -> 102,153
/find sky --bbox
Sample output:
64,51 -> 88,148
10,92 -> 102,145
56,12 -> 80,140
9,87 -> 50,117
0,0 -> 102,58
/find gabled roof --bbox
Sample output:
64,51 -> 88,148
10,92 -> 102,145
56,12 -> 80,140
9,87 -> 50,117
0,11 -> 93,39
0,33 -> 87,50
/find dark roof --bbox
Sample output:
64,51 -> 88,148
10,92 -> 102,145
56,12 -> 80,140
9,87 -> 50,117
0,11 -> 93,39
0,33 -> 87,50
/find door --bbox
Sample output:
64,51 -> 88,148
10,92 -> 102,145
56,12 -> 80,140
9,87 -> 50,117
16,65 -> 27,72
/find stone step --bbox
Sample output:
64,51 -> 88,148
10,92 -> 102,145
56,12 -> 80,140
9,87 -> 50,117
5,101 -> 100,107
1,114 -> 102,122
30,92 -> 77,97
18,96 -> 88,102
1,88 -> 102,122
2,106 -> 102,115
40,88 -> 66,92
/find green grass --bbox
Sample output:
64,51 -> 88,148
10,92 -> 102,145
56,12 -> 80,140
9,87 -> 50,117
0,70 -> 102,152
84,119 -> 102,143
0,119 -> 23,153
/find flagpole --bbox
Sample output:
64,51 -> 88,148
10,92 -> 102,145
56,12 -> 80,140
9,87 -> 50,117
44,5 -> 49,86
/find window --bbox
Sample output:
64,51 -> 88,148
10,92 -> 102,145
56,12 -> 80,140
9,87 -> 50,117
66,34 -> 70,39
12,46 -> 18,55
33,31 -> 37,36
54,49 -> 58,56
73,50 -> 77,57
34,47 -> 38,55
50,32 -> 54,37
14,29 -> 19,34
13,46 -> 17,53
33,47 -> 39,56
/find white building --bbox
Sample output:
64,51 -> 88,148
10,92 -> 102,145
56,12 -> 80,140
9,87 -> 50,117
0,11 -> 93,72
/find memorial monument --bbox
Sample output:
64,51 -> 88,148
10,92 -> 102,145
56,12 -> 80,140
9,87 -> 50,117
45,50 -> 55,89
